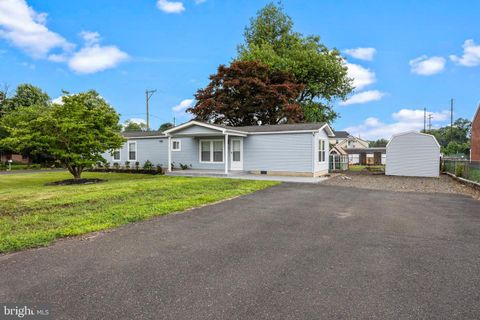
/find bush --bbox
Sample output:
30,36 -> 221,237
156,164 -> 163,173
113,162 -> 120,169
179,163 -> 190,170
455,163 -> 464,177
104,162 -> 110,169
135,161 -> 140,170
124,161 -> 130,169
143,160 -> 153,170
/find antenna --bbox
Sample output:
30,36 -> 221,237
145,89 -> 157,131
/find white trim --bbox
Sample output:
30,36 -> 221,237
386,131 -> 441,148
127,141 -> 137,161
164,120 -> 248,135
167,136 -> 172,172
123,135 -> 166,139
224,134 -> 229,174
249,130 -> 321,135
112,149 -> 121,162
319,123 -> 335,137
199,139 -> 224,164
171,139 -> 181,151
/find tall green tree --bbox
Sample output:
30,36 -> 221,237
237,2 -> 352,123
1,91 -> 125,179
124,120 -> 147,132
188,60 -> 304,126
369,138 -> 389,147
426,118 -> 471,155
159,122 -> 174,132
3,84 -> 50,112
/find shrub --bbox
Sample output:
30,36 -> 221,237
156,164 -> 163,173
124,161 -> 130,169
143,160 -> 153,170
135,161 -> 140,170
179,163 -> 190,170
455,163 -> 464,177
113,162 -> 120,169
104,162 -> 110,169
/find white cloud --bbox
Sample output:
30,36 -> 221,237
409,55 -> 446,75
450,39 -> 480,67
344,108 -> 450,140
345,63 -> 376,90
172,99 -> 194,112
127,118 -> 146,125
157,0 -> 185,13
0,0 -> 73,58
67,31 -> 129,74
340,90 -> 385,106
193,0 -> 206,3
52,96 -> 64,105
344,47 -> 376,61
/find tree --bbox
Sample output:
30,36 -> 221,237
3,84 -> 50,112
124,120 -> 147,132
1,91 -> 125,179
369,138 -> 388,147
159,122 -> 174,132
237,2 -> 352,123
426,118 -> 472,155
187,60 -> 304,126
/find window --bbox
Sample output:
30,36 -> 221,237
113,149 -> 121,161
318,139 -> 326,162
128,142 -> 136,161
171,140 -> 181,151
200,140 -> 223,163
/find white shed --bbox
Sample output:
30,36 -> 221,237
386,131 -> 440,178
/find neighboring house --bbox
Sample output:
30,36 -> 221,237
386,131 -> 440,178
472,105 -> 480,161
104,121 -> 334,177
329,131 -> 384,165
0,151 -> 29,164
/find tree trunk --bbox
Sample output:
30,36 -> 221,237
66,163 -> 83,180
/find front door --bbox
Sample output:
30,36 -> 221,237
230,138 -> 243,170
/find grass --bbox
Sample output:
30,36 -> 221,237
0,172 -> 278,253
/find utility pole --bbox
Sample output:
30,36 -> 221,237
450,98 -> 454,142
423,107 -> 427,132
428,113 -> 433,131
145,89 -> 157,130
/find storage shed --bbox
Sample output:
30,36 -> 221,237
386,131 -> 440,177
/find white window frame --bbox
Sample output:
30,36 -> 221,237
128,141 -> 137,161
318,139 -> 326,163
112,149 -> 121,162
199,139 -> 224,163
171,139 -> 181,152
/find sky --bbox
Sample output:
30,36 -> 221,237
0,0 -> 479,140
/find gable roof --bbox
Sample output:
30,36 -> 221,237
122,131 -> 166,138
164,120 -> 335,136
386,131 -> 441,148
332,131 -> 350,139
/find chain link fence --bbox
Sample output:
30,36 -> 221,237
442,158 -> 480,183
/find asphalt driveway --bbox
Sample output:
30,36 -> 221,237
1,183 -> 480,319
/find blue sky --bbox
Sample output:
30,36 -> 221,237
1,0 -> 479,139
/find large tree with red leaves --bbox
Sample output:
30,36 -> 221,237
187,60 -> 304,126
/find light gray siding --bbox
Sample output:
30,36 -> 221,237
243,133 -> 314,173
313,130 -> 330,173
103,138 -> 168,167
386,132 -> 440,177
171,136 -> 225,170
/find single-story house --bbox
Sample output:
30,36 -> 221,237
386,131 -> 440,178
104,120 -> 334,177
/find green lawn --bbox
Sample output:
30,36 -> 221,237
348,165 -> 385,172
0,172 -> 278,253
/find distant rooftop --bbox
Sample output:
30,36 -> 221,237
332,131 -> 350,138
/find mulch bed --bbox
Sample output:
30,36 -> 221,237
45,178 -> 106,186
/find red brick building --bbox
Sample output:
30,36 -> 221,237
472,105 -> 480,161
0,152 -> 29,164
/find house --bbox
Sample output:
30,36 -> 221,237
386,131 -> 440,178
104,121 -> 334,177
329,131 -> 385,165
471,105 -> 480,161
0,151 -> 29,164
